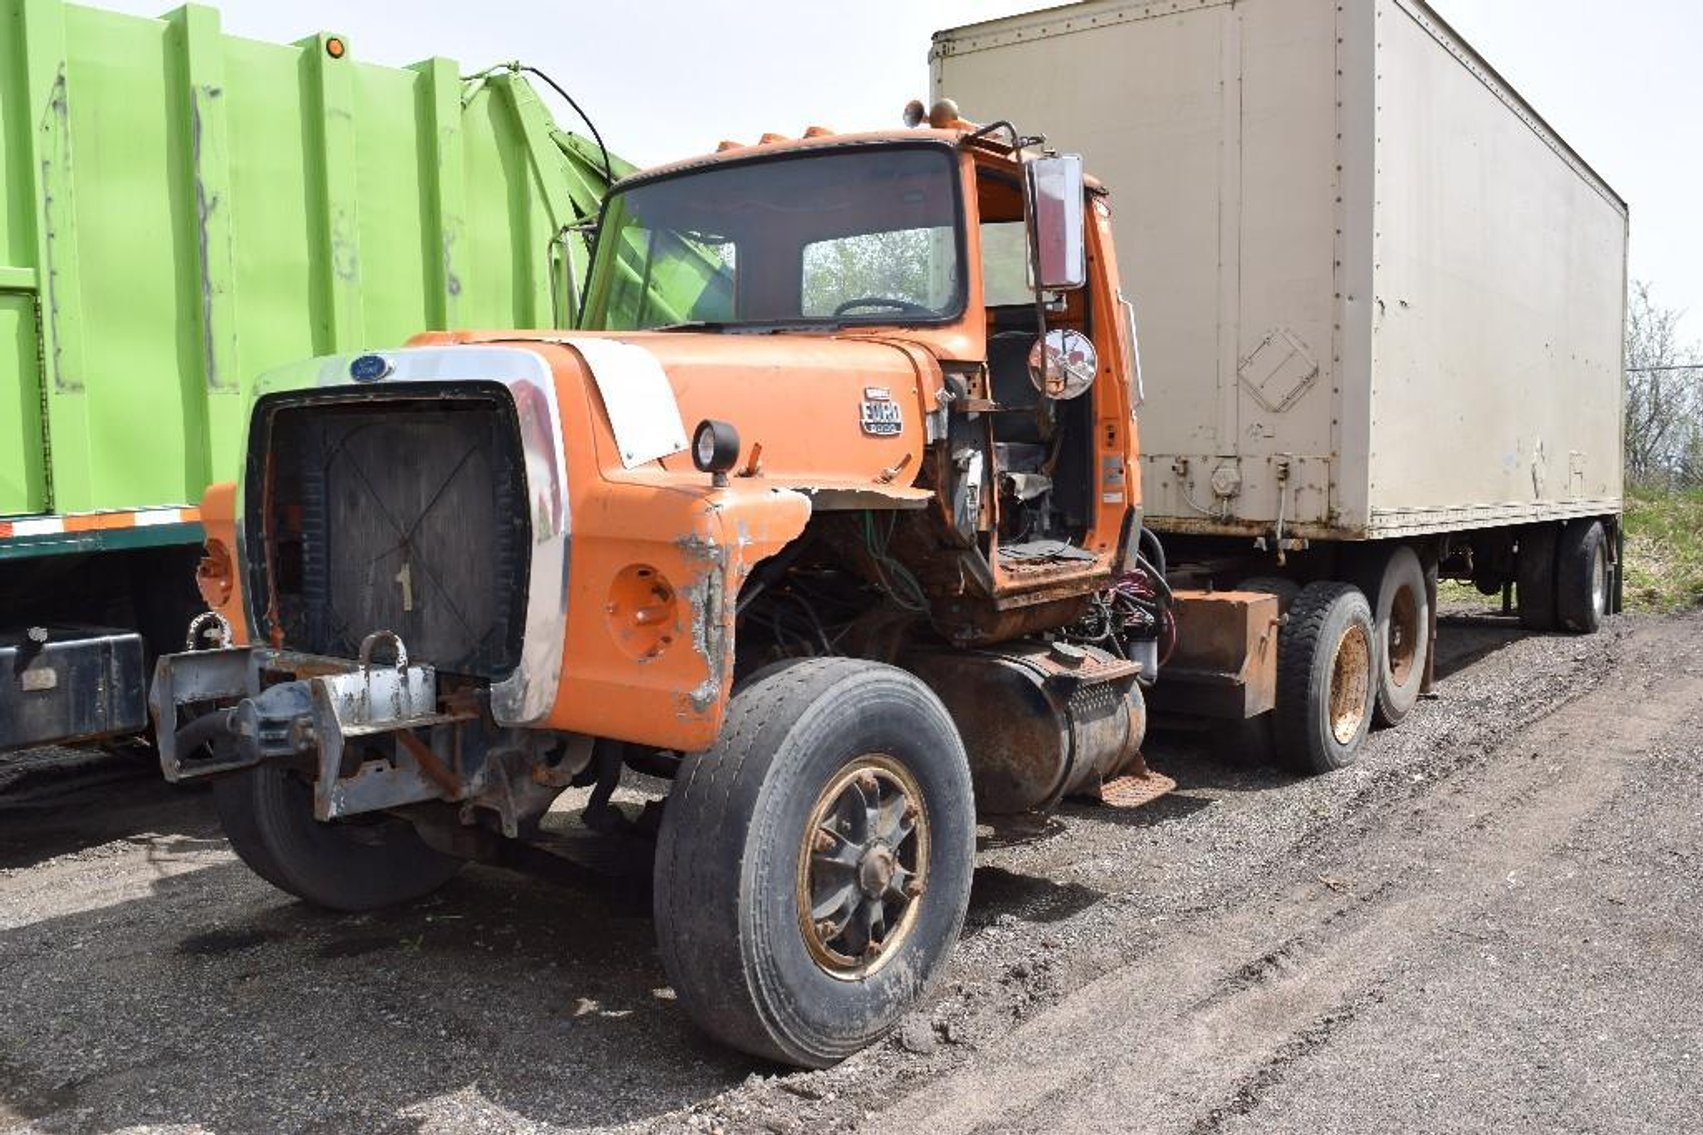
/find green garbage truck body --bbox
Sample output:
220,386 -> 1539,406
0,0 -> 630,749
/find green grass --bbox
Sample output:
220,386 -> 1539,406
1623,486 -> 1703,612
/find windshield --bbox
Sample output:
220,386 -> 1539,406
579,145 -> 965,331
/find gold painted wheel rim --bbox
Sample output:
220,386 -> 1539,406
795,754 -> 930,980
1387,583 -> 1420,686
1329,623 -> 1373,746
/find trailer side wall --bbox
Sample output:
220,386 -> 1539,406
934,0 -> 1345,537
1364,0 -> 1626,537
932,0 -> 1627,541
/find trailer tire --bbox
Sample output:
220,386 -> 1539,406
1556,519 -> 1610,634
212,766 -> 462,911
1359,545 -> 1430,728
1274,583 -> 1377,774
654,658 -> 975,1068
1516,524 -> 1559,631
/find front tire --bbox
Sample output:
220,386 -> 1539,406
1274,583 -> 1377,774
212,766 -> 462,911
654,659 -> 975,1068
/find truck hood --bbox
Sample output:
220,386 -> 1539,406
454,330 -> 940,502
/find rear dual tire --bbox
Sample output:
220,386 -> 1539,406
1274,583 -> 1377,775
1518,519 -> 1612,634
1557,519 -> 1611,633
1517,524 -> 1560,631
1244,568 -> 1409,772
1360,545 -> 1431,728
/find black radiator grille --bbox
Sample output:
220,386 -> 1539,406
246,386 -> 530,680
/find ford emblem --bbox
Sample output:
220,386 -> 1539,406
350,353 -> 392,383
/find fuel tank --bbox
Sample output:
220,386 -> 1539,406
907,641 -> 1147,814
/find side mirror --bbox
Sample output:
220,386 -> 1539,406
1025,154 -> 1086,291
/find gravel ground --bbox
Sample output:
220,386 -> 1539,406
2,602 -> 1699,1134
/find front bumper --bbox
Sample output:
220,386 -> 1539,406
151,636 -> 476,821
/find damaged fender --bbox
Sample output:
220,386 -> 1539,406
544,479 -> 813,751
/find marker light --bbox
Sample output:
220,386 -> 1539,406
692,419 -> 740,487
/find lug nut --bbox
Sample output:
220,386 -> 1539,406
903,801 -> 920,822
864,940 -> 884,958
812,831 -> 835,853
856,771 -> 879,793
815,920 -> 836,940
905,880 -> 926,900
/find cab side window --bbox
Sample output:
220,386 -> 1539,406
981,220 -> 1032,308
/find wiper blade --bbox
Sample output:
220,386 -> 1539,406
645,319 -> 846,334
648,320 -> 727,332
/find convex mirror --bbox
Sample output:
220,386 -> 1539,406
1028,329 -> 1098,400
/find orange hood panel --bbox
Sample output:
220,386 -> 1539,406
415,329 -> 940,499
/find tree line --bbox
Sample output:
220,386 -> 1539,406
1626,282 -> 1703,489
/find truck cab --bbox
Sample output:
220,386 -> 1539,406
550,112 -> 1147,657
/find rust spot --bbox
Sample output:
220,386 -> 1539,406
395,730 -> 461,798
40,67 -> 81,394
1151,590 -> 1280,719
190,84 -> 229,391
674,532 -> 724,563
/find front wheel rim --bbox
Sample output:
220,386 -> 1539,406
796,754 -> 930,980
1329,623 -> 1373,745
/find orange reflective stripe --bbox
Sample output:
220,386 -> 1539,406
0,506 -> 202,538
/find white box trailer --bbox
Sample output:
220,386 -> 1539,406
932,0 -> 1627,547
935,0 -> 1627,754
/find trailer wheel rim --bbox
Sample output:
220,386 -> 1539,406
796,754 -> 930,980
1329,623 -> 1373,745
1387,583 -> 1419,686
1590,542 -> 1608,617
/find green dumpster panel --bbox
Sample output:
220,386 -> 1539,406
0,0 -> 696,521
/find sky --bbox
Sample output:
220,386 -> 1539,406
97,0 -> 1703,344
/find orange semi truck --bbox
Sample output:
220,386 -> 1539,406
153,102 -> 1399,1066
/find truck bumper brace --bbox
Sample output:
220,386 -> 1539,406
150,635 -> 480,822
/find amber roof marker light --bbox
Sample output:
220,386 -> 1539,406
325,36 -> 346,59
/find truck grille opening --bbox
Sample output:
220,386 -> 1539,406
246,385 -> 530,680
